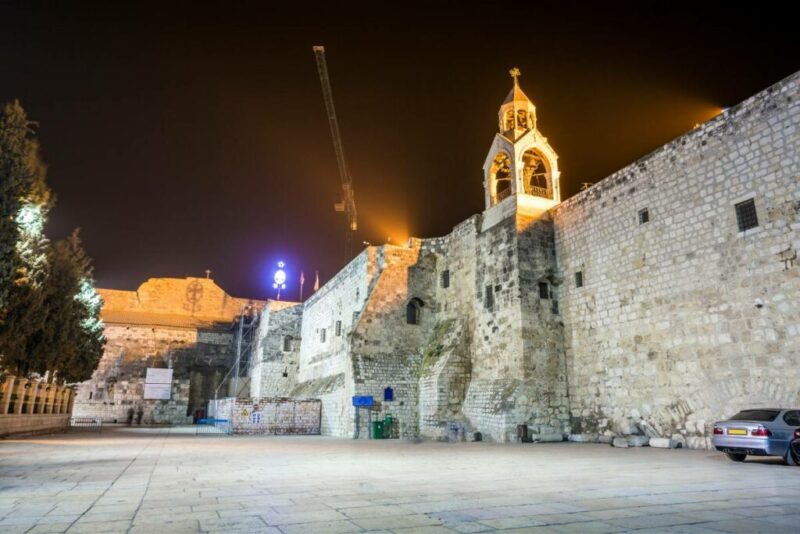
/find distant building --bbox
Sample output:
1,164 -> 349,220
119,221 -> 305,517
250,70 -> 800,447
73,277 -> 264,424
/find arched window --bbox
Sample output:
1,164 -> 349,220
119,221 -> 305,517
504,110 -> 514,131
521,149 -> 551,199
490,152 -> 512,205
406,298 -> 424,325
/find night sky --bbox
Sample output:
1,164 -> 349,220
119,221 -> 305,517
2,2 -> 798,300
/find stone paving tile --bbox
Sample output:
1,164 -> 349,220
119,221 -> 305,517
478,515 -> 548,529
342,505 -> 418,519
351,514 -> 442,530
445,522 -> 494,533
548,521 -> 623,533
199,515 -> 269,531
758,513 -> 800,527
67,519 -> 132,533
276,519 -> 364,533
630,527 -> 724,534
392,527 -> 459,533
606,513 -> 705,529
128,520 -> 200,533
263,509 -> 350,525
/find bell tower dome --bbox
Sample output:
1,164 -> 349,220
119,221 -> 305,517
482,68 -> 561,211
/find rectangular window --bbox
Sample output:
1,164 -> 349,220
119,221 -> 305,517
335,320 -> 342,336
320,329 -> 326,343
538,282 -> 549,299
441,270 -> 450,288
638,208 -> 649,225
734,198 -> 758,232
484,285 -> 494,310
575,271 -> 583,288
551,300 -> 559,315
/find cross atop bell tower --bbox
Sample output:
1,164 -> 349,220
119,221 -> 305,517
482,69 -> 561,210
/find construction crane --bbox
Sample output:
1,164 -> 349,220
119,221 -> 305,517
313,45 -> 358,261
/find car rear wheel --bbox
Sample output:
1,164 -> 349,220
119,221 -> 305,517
726,452 -> 746,462
786,447 -> 799,467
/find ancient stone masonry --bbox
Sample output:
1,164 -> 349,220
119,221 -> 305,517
250,69 -> 798,447
554,71 -> 800,448
73,277 -> 265,424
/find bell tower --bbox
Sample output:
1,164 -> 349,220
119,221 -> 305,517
482,68 -> 561,211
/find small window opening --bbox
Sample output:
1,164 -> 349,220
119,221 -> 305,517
320,329 -> 326,343
638,208 -> 649,225
734,198 -> 759,232
335,320 -> 342,336
552,300 -> 559,315
484,285 -> 494,310
89,391 -> 93,400
441,270 -> 450,288
282,336 -> 293,352
538,282 -> 550,299
575,271 -> 583,288
406,298 -> 423,325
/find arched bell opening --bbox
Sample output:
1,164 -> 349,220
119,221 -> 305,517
521,149 -> 553,199
489,152 -> 512,206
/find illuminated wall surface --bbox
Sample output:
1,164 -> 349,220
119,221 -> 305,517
82,71 -> 799,445
73,278 -> 265,424
251,70 -> 799,446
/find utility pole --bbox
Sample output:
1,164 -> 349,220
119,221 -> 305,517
232,313 -> 244,399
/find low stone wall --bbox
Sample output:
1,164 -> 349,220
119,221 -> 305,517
213,397 -> 321,435
0,414 -> 70,438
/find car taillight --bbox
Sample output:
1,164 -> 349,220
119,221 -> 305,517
713,427 -> 724,435
751,427 -> 771,437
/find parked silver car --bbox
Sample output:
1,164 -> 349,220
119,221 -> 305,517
712,408 -> 800,465
790,428 -> 800,466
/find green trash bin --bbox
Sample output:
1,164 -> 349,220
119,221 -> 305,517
371,421 -> 384,439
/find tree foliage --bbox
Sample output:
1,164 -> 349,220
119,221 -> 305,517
0,101 -> 105,383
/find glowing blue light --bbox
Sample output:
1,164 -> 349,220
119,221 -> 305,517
273,261 -> 287,289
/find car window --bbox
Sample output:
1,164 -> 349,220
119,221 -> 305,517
730,409 -> 780,422
784,411 -> 800,426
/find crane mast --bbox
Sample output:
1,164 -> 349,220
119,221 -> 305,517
313,46 -> 358,261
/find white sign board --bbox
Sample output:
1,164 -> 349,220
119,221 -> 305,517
144,368 -> 173,400
143,383 -> 171,400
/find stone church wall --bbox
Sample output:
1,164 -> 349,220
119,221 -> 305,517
554,72 -> 800,447
249,301 -> 303,398
74,278 -> 264,424
290,250 -> 374,436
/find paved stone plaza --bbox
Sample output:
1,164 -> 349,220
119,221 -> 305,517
1,428 -> 799,533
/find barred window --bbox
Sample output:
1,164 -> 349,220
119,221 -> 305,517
638,208 -> 649,225
735,198 -> 758,232
335,320 -> 342,336
484,285 -> 494,310
538,282 -> 549,299
320,329 -> 326,343
441,270 -> 450,288
575,271 -> 583,288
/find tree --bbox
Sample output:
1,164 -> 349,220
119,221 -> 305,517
0,100 -> 53,374
22,231 -> 105,383
0,101 -> 104,383
56,231 -> 105,383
